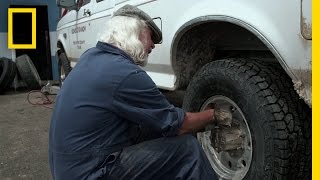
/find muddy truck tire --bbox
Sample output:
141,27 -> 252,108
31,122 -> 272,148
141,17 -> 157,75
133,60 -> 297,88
183,59 -> 311,180
58,52 -> 72,85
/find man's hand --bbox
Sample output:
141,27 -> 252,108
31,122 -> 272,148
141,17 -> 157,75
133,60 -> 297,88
178,110 -> 214,135
178,103 -> 233,135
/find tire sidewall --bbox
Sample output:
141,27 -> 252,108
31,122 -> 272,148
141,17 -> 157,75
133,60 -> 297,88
0,58 -> 9,84
0,58 -> 16,92
58,52 -> 72,85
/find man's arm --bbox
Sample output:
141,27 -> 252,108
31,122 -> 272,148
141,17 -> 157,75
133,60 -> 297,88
178,109 -> 214,135
179,107 -> 233,135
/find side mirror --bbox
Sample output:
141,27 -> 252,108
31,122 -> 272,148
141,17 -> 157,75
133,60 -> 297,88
57,0 -> 77,10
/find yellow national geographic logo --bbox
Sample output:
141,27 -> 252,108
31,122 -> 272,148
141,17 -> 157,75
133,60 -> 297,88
8,8 -> 36,49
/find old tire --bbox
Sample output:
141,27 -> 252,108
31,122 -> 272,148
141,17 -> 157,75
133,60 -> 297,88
183,59 -> 311,179
58,52 -> 72,84
16,54 -> 41,90
0,57 -> 17,93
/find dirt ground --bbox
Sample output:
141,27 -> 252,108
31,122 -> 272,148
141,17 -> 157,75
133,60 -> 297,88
0,89 -> 183,180
0,90 -> 55,180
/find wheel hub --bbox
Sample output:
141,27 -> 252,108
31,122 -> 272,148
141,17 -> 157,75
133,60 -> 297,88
211,126 -> 245,153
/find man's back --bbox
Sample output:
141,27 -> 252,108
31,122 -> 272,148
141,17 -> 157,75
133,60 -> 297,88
49,42 -> 141,179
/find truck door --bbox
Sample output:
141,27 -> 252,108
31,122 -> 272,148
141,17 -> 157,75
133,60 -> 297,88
69,0 -> 93,61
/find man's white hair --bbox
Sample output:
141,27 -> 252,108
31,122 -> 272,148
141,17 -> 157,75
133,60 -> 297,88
99,16 -> 149,66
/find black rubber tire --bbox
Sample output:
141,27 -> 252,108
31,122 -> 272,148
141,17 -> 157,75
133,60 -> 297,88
58,52 -> 72,84
0,57 -> 17,93
183,59 -> 311,179
0,57 -> 9,92
5,59 -> 17,91
16,54 -> 41,90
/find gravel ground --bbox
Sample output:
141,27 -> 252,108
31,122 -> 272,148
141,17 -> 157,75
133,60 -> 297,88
0,90 -> 55,180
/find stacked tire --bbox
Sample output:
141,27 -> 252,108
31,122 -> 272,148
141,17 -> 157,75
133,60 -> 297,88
15,54 -> 41,90
0,54 -> 42,93
0,57 -> 17,93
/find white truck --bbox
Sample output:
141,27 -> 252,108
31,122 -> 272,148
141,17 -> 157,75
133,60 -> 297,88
56,0 -> 312,179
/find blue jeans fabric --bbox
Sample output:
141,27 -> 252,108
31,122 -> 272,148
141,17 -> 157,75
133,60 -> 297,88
106,134 -> 218,180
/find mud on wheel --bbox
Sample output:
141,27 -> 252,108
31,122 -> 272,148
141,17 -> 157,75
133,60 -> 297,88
183,59 -> 311,180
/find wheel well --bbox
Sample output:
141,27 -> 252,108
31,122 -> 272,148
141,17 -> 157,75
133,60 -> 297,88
57,41 -> 64,55
172,21 -> 278,89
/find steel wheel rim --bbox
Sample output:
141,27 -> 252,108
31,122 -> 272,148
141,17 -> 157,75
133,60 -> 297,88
197,95 -> 252,180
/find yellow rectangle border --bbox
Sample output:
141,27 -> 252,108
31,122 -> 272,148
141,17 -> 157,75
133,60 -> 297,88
8,8 -> 36,49
313,0 -> 318,179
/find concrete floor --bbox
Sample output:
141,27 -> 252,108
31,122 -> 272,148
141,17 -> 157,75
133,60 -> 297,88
0,90 -> 54,180
0,89 -> 184,180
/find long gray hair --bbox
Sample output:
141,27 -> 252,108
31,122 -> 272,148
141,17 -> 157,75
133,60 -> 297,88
99,16 -> 148,66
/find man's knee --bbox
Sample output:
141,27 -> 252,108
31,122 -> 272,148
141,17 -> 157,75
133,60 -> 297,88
176,134 -> 198,145
172,135 -> 202,153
